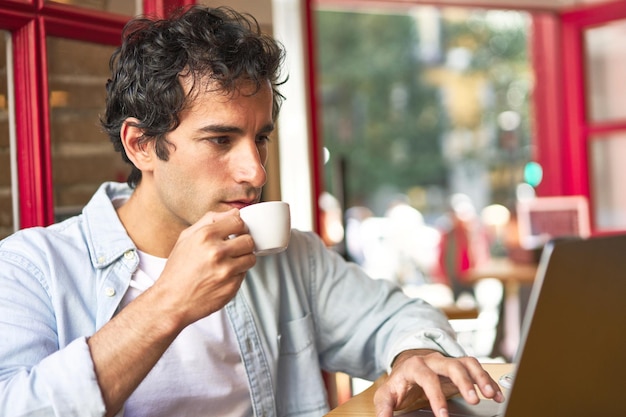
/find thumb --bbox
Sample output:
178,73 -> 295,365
373,385 -> 395,417
183,208 -> 239,236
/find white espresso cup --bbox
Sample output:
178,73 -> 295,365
239,201 -> 291,256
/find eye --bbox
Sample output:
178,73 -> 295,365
209,136 -> 231,145
256,135 -> 271,145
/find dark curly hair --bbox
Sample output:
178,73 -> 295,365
101,5 -> 286,188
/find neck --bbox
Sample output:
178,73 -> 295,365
116,185 -> 183,258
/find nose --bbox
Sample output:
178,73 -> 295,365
233,140 -> 267,188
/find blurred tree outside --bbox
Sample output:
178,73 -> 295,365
316,7 -> 533,220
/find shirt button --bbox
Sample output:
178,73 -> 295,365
105,287 -> 116,297
124,250 -> 135,260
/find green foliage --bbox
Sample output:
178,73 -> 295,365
317,11 -> 447,204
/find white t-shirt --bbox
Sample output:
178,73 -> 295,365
119,250 -> 252,417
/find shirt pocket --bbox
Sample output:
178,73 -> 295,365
276,313 -> 329,416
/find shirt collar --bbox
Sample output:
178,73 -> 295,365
82,181 -> 136,270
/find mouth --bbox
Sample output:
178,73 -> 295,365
227,198 -> 260,210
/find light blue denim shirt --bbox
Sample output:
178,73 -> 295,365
0,182 -> 465,417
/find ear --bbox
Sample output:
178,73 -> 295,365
120,118 -> 153,170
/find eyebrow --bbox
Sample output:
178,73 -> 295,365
198,123 -> 275,135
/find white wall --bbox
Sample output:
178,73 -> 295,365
271,0 -> 315,231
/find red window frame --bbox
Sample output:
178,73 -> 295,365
560,1 -> 626,233
0,0 -> 192,229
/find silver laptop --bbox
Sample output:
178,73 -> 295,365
412,233 -> 626,416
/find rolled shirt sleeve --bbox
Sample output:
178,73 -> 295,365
0,338 -> 106,417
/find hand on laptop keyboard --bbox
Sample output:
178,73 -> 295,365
373,350 -> 505,417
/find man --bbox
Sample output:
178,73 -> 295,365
0,6 -> 503,417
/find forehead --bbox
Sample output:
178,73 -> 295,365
181,74 -> 272,108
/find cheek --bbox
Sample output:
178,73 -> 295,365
179,147 -> 222,173
156,151 -> 208,186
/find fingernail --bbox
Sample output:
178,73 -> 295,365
483,384 -> 495,396
468,389 -> 479,402
439,408 -> 449,417
495,391 -> 505,403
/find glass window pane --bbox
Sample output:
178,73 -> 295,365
590,133 -> 626,230
47,37 -> 130,221
0,32 -> 13,239
46,0 -> 138,16
317,7 -> 533,279
584,20 -> 626,122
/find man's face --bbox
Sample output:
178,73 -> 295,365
145,78 -> 274,229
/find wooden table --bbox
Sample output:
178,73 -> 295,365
325,363 -> 514,416
439,305 -> 479,320
462,258 -> 537,285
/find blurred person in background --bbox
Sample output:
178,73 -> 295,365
436,194 -> 490,301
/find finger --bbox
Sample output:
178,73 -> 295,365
396,353 -> 458,407
435,357 -> 483,403
384,358 -> 450,417
457,357 -> 505,403
437,357 -> 504,405
415,371 -> 449,417
220,210 -> 251,238
203,211 -> 251,245
198,208 -> 239,229
373,384 -> 395,417
180,209 -> 240,240
228,234 -> 256,257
